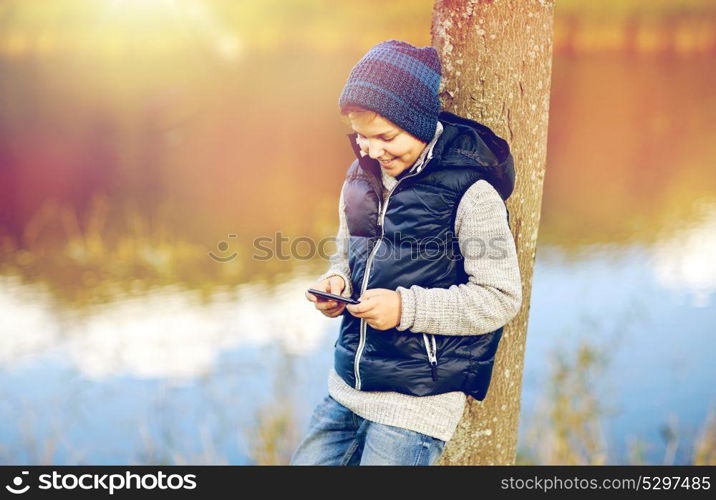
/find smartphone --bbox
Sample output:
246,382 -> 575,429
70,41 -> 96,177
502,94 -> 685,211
307,288 -> 361,305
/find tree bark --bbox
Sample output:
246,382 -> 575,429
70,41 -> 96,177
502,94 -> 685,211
431,0 -> 555,465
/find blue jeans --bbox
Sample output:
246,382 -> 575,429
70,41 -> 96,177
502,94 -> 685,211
289,395 -> 446,466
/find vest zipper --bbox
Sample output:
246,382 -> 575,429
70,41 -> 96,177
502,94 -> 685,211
353,168 -> 423,390
422,333 -> 439,381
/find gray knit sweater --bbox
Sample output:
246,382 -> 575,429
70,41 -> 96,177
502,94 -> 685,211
318,122 -> 522,442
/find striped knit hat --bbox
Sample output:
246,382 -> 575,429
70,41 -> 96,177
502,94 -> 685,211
338,40 -> 442,143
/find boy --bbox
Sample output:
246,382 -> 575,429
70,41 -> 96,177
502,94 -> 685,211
291,40 -> 522,465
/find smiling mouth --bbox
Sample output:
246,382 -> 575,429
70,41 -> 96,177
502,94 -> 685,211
379,158 -> 395,166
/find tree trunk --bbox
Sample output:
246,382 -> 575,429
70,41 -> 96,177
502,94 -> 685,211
431,0 -> 555,465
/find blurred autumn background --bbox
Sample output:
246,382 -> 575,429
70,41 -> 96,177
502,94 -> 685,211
0,0 -> 714,465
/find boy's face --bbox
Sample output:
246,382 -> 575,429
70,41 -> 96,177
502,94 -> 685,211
348,111 -> 427,177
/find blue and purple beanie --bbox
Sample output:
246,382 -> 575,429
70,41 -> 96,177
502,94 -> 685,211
338,40 -> 442,143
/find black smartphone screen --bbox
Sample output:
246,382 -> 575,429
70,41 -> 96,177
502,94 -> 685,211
307,288 -> 361,305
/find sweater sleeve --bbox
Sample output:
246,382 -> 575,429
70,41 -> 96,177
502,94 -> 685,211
317,181 -> 353,298
395,180 -> 522,335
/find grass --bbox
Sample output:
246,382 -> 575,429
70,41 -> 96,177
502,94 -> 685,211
0,196 -> 324,309
516,339 -> 715,465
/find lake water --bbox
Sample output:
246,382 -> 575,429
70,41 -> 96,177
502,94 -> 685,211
1,241 -> 713,464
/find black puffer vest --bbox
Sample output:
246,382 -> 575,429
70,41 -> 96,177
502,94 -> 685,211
334,111 -> 515,401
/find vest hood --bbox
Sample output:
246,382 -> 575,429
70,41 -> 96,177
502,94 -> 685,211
346,110 -> 516,201
431,111 -> 515,200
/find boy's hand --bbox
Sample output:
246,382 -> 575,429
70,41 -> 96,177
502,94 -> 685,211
346,288 -> 401,330
305,275 -> 347,318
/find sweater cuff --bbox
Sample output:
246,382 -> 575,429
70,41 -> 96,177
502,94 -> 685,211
318,269 -> 353,298
396,286 -> 416,331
